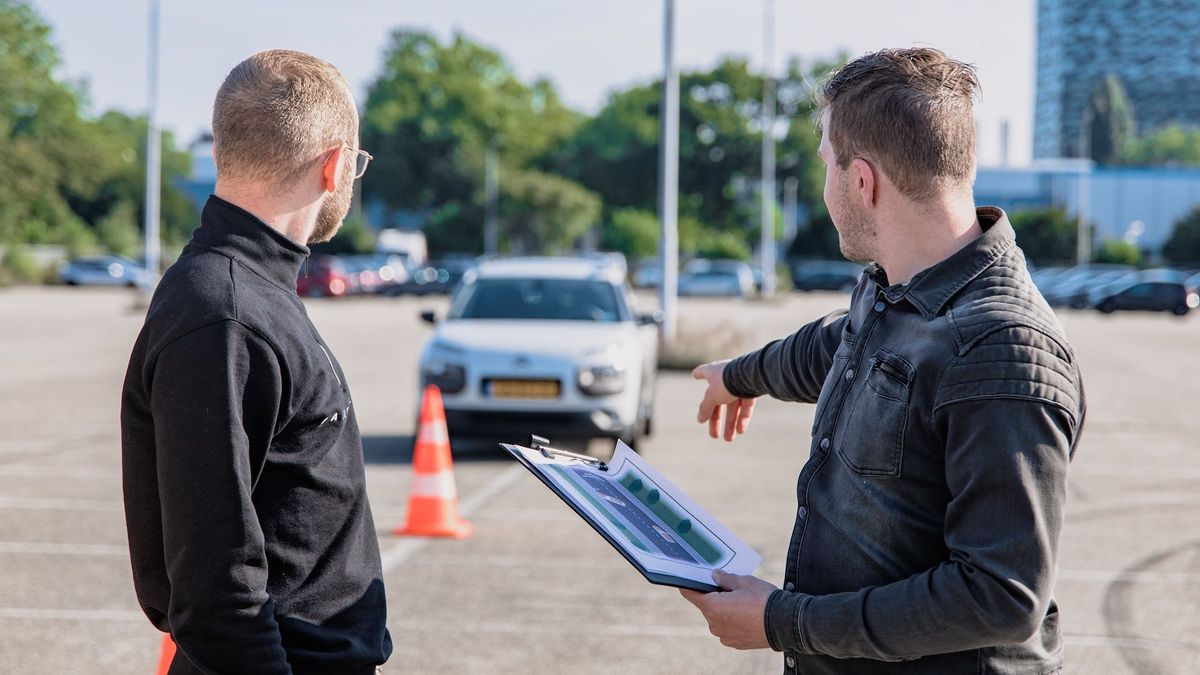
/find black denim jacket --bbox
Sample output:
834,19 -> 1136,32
724,208 -> 1085,674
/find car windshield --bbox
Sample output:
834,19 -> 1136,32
449,278 -> 626,322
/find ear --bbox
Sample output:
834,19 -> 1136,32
850,157 -> 877,210
320,146 -> 345,194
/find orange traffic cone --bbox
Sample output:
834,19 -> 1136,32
155,634 -> 175,674
394,385 -> 473,538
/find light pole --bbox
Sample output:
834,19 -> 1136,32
484,140 -> 500,255
1077,107 -> 1092,266
658,0 -> 679,344
759,0 -> 777,297
143,0 -> 162,294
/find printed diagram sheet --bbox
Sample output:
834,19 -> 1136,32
503,439 -> 761,591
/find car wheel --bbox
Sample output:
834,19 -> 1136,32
1098,301 -> 1116,314
1173,305 -> 1189,316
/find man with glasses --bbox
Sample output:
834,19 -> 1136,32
121,50 -> 390,674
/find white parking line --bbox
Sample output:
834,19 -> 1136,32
0,497 -> 122,511
0,608 -> 144,622
0,542 -> 127,557
0,465 -> 119,477
380,465 -> 525,574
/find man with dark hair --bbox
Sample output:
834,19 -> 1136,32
681,48 -> 1085,673
120,50 -> 389,674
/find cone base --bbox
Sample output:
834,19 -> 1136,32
394,520 -> 474,539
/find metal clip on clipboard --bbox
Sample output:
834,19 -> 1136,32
529,435 -> 608,471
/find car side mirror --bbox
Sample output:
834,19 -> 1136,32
420,310 -> 437,325
638,310 -> 665,326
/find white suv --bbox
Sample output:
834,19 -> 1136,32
418,257 -> 660,448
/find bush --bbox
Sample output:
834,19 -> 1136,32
1163,205 -> 1200,264
0,245 -> 45,285
601,208 -> 659,259
1093,239 -> 1142,266
97,201 -> 142,258
1009,207 -> 1079,265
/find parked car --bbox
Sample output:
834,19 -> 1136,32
418,256 -> 660,448
678,259 -> 755,298
1041,264 -> 1136,307
297,255 -> 353,297
791,260 -> 864,292
632,258 -> 663,289
59,255 -> 148,287
1092,276 -> 1198,316
395,256 -> 475,296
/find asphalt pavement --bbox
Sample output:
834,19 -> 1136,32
0,286 -> 1197,674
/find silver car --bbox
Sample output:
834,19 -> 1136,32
59,256 -> 149,287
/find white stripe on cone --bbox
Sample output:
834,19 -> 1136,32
409,470 -> 458,499
417,423 -> 449,447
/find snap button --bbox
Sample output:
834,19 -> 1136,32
874,301 -> 886,312
786,655 -> 796,669
844,368 -> 855,381
784,582 -> 795,591
819,437 -> 830,450
797,506 -> 808,520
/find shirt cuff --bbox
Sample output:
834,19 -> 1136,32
764,589 -> 812,654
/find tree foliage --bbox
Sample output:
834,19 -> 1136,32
361,30 -> 592,254
1163,205 -> 1200,264
1093,239 -> 1141,266
0,1 -> 196,255
1087,74 -> 1135,165
1120,125 -> 1200,167
1009,207 -> 1080,265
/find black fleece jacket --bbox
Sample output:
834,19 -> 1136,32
120,196 -> 391,674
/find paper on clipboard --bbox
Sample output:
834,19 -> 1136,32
501,438 -> 761,592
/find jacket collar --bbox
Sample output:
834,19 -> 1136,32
188,195 -> 310,292
869,206 -> 1016,320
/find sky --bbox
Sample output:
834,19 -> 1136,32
34,0 -> 1036,166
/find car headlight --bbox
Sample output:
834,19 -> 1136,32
578,344 -> 628,396
422,359 -> 467,394
578,364 -> 626,396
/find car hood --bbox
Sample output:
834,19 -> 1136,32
432,320 -> 638,359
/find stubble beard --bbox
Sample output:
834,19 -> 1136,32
309,174 -> 354,245
834,176 -> 877,263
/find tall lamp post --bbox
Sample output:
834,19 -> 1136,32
658,0 -> 679,344
143,0 -> 162,294
759,0 -> 777,297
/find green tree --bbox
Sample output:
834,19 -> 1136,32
0,2 -> 196,252
1009,207 -> 1079,265
601,208 -> 659,259
1087,74 -> 1135,165
1162,205 -> 1200,264
1093,239 -> 1141,266
310,216 -> 376,256
499,169 -> 601,253
361,30 -> 587,254
548,55 -> 838,256
1120,125 -> 1200,166
96,200 -> 140,258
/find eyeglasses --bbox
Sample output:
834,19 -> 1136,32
343,144 -> 373,180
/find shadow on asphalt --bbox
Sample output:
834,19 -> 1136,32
362,435 -> 596,465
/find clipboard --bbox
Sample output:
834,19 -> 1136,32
501,435 -> 762,592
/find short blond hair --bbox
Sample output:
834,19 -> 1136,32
212,49 -> 358,186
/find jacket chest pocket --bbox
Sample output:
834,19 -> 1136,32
836,348 -> 913,476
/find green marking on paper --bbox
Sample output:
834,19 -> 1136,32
617,469 -> 727,566
547,465 -> 652,554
